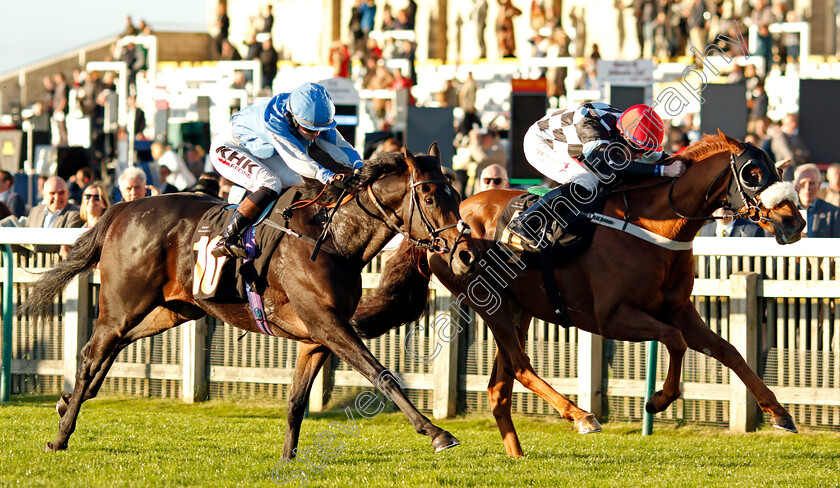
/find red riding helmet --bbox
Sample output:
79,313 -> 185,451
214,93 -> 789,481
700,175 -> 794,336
617,104 -> 664,153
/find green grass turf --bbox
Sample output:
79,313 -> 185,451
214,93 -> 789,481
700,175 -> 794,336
1,394 -> 838,487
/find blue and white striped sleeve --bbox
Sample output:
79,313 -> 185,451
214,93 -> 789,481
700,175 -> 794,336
315,129 -> 364,170
267,131 -> 335,184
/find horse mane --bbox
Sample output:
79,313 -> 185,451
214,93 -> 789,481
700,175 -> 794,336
675,133 -> 731,163
298,151 -> 410,204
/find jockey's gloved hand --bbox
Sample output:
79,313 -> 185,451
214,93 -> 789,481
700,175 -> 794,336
329,173 -> 363,190
662,160 -> 686,178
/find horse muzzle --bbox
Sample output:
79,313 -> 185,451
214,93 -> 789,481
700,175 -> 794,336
445,220 -> 480,276
772,214 -> 806,244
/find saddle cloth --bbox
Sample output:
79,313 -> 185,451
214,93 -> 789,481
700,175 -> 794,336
494,186 -> 608,270
191,188 -> 301,302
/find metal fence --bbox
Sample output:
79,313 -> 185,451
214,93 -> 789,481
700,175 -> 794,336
2,230 -> 838,431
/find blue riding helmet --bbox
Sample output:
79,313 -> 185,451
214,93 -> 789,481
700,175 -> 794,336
287,83 -> 337,131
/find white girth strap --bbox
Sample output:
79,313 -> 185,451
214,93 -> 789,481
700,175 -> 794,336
587,213 -> 694,251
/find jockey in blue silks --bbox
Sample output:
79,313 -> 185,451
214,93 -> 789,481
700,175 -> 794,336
210,82 -> 363,258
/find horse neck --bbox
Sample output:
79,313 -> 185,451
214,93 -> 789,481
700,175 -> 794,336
332,178 -> 407,263
628,151 -> 732,240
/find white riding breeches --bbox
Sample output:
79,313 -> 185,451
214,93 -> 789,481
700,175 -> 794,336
210,127 -> 305,193
523,123 -> 600,192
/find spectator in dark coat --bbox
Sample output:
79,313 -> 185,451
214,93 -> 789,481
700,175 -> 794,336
26,176 -> 83,252
794,164 -> 840,238
0,170 -> 26,217
259,39 -> 279,90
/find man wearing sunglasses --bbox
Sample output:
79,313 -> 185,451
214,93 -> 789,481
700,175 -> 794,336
478,164 -> 509,192
507,103 -> 686,248
209,82 -> 364,258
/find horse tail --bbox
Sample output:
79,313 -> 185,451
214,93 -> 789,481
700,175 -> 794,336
351,238 -> 432,339
21,204 -> 128,318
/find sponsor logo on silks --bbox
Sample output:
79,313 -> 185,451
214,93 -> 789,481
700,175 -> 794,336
215,147 -> 259,175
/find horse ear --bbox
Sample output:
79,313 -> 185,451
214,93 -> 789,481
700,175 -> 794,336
718,129 -> 746,154
402,145 -> 419,174
427,142 -> 440,161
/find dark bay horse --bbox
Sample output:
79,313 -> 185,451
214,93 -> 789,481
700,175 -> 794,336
353,132 -> 805,457
23,144 -> 478,455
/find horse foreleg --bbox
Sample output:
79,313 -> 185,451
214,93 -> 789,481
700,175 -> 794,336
308,320 -> 459,452
487,349 -> 523,457
645,342 -> 686,414
282,343 -> 331,460
674,304 -> 797,432
604,305 -> 688,414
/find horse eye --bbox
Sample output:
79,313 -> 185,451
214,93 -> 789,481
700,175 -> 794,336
424,196 -> 435,206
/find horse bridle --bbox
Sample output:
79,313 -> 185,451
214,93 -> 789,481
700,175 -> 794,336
365,174 -> 471,260
667,144 -> 775,223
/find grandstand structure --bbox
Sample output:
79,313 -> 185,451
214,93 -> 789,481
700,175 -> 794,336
0,1 -> 839,183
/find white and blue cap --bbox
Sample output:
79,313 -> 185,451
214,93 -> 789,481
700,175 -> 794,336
288,83 -> 336,131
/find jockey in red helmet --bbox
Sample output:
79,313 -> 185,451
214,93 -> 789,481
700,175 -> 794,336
507,103 -> 686,248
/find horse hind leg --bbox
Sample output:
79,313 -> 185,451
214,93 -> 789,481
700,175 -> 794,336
487,349 -> 523,457
55,341 -> 124,418
48,305 -> 199,451
282,343 -> 331,460
488,309 -> 601,435
47,323 -> 121,451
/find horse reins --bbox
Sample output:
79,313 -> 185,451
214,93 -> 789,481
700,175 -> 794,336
286,184 -> 355,213
666,154 -> 766,223
289,172 -> 470,265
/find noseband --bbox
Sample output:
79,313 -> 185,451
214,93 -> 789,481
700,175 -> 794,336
366,174 -> 470,262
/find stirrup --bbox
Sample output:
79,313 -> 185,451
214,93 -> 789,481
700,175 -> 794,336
507,216 -> 544,249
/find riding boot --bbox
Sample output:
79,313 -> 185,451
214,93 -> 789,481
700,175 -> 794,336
211,187 -> 279,258
506,184 -> 571,249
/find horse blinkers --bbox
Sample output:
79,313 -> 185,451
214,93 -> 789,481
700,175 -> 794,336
726,143 -> 777,222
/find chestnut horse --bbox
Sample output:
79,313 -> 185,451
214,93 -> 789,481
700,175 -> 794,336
23,144 -> 478,456
353,132 -> 805,457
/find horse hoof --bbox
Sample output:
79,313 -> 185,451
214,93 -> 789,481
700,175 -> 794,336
575,414 -> 603,434
432,431 -> 460,452
56,395 -> 71,418
771,416 -> 798,433
45,441 -> 67,452
645,391 -> 664,414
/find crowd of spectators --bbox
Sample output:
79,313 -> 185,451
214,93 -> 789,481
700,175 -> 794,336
8,0 -> 837,261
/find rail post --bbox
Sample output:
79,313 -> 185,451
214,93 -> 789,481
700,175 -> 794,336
642,341 -> 658,436
729,272 -> 760,432
1,245 -> 12,402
